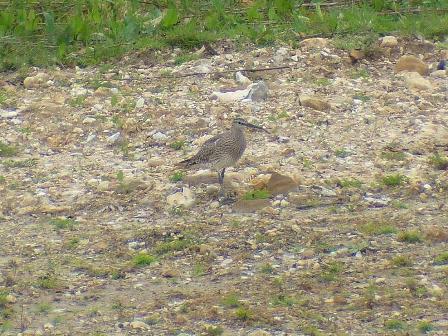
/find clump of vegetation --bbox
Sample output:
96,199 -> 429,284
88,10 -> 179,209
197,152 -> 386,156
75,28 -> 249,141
381,173 -> 408,187
398,230 -> 423,243
221,293 -> 241,308
434,252 -> 448,265
320,261 -> 343,282
260,263 -> 274,274
360,222 -> 397,235
37,274 -> 59,289
169,171 -> 184,182
169,140 -> 185,150
132,252 -> 156,267
204,325 -> 224,336
154,237 -> 193,255
335,148 -> 351,158
381,151 -> 406,161
243,189 -> 270,200
192,263 -> 206,277
0,141 -> 17,157
385,319 -> 406,331
235,306 -> 252,321
337,178 -> 362,188
174,52 -> 199,65
50,217 -> 78,231
271,294 -> 296,307
416,321 -> 433,334
429,153 -> 448,170
391,255 -> 413,267
2,158 -> 37,168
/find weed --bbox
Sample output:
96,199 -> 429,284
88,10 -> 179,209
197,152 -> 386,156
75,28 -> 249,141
302,325 -> 323,336
192,263 -> 206,277
335,148 -> 351,158
337,178 -> 362,188
242,189 -> 270,200
360,222 -> 397,235
320,261 -> 343,282
205,325 -> 224,336
353,93 -> 370,102
2,158 -> 37,168
221,293 -> 241,308
398,230 -> 423,243
271,294 -> 295,307
35,302 -> 52,314
314,77 -> 331,86
381,173 -> 408,187
350,68 -> 370,79
37,274 -> 59,289
154,238 -> 193,255
434,252 -> 448,265
50,217 -> 77,231
0,175 -> 5,183
429,153 -> 448,170
391,255 -> 413,267
235,306 -> 252,321
67,237 -> 80,249
391,200 -> 408,209
260,263 -> 274,274
170,140 -> 185,150
174,52 -> 199,65
385,319 -> 406,331
268,111 -> 290,121
0,141 -> 17,157
381,151 -> 406,161
417,321 -> 433,334
132,252 -> 156,267
68,95 -> 86,107
170,171 -> 184,182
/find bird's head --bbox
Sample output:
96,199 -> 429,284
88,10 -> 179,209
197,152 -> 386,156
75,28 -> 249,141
232,117 -> 269,133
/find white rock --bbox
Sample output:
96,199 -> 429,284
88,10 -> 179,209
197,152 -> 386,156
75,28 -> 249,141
136,97 -> 145,108
43,323 -> 54,330
291,55 -> 299,62
71,86 -> 88,96
130,321 -> 150,330
0,110 -> 19,118
211,88 -> 251,103
82,117 -> 96,124
235,71 -> 252,86
430,70 -> 447,78
152,132 -> 168,141
23,73 -> 50,89
245,81 -> 268,102
380,36 -> 398,47
167,187 -> 195,208
107,132 -> 121,144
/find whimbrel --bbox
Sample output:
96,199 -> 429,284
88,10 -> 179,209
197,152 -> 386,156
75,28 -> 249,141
177,117 -> 269,194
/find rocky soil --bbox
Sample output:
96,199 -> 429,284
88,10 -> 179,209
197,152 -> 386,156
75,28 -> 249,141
1,36 -> 448,336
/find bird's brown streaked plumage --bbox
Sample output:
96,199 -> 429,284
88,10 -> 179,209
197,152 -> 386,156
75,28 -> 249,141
177,117 -> 269,186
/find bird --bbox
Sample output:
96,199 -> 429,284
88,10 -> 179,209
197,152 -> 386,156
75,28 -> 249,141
177,117 -> 269,195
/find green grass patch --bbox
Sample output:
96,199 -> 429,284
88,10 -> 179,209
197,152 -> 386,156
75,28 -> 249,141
385,319 -> 406,331
429,153 -> 448,170
359,222 -> 397,235
221,293 -> 241,308
397,230 -> 423,243
391,255 -> 413,267
381,151 -> 406,161
169,140 -> 185,150
381,173 -> 408,187
320,261 -> 343,282
169,171 -> 184,182
260,263 -> 274,274
132,252 -> 156,267
271,294 -> 296,307
243,189 -> 270,200
0,142 -> 17,157
235,306 -> 252,321
335,148 -> 351,158
154,238 -> 193,255
205,325 -> 224,336
174,52 -> 199,65
337,178 -> 362,188
37,274 -> 59,289
2,158 -> 37,168
416,321 -> 434,334
50,217 -> 78,230
434,252 -> 448,265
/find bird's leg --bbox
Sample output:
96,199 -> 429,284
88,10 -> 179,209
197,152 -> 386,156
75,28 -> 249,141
217,168 -> 236,205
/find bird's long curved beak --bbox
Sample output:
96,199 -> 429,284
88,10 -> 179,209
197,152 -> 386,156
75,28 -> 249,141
242,121 -> 270,134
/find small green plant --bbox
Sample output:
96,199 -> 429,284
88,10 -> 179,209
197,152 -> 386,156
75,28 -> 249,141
337,178 -> 362,188
174,52 -> 199,65
260,263 -> 274,274
0,141 -> 17,157
36,302 -> 52,314
111,115 -> 124,129
192,263 -> 206,277
243,189 -> 270,200
391,200 -> 408,209
382,173 -> 408,187
170,140 -> 185,150
154,238 -> 193,255
385,319 -> 406,331
434,252 -> 448,265
132,252 -> 156,267
381,151 -> 406,161
235,306 -> 252,321
353,94 -> 370,102
429,153 -> 448,170
221,293 -> 241,308
170,171 -> 184,182
417,321 -> 433,334
0,175 -> 5,183
68,95 -> 86,107
205,325 -> 224,336
67,237 -> 80,249
335,148 -> 351,158
350,68 -> 370,79
49,217 -> 77,230
398,230 -> 423,243
2,158 -> 37,168
271,294 -> 296,307
314,77 -> 331,86
37,274 -> 59,289
391,255 -> 413,267
360,222 -> 397,235
320,261 -> 343,282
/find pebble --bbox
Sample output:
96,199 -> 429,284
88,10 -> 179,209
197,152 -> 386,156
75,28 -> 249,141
380,36 -> 398,47
395,55 -> 429,76
152,132 -> 168,141
404,72 -> 432,90
130,320 -> 150,330
107,132 -> 121,144
245,81 -> 268,102
299,95 -> 331,111
23,73 -> 49,89
430,70 -> 446,78
235,71 -> 252,86
166,187 -> 195,208
82,117 -> 96,124
135,97 -> 145,108
300,37 -> 329,48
